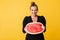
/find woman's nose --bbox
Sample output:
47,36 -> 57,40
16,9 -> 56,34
32,11 -> 35,13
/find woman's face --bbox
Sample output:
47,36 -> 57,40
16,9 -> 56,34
30,6 -> 38,16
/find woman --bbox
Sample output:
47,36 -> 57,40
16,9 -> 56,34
22,2 -> 46,40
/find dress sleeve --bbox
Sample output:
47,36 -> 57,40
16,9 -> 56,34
22,16 -> 28,33
41,16 -> 46,32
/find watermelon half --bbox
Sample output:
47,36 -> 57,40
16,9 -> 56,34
24,22 -> 45,35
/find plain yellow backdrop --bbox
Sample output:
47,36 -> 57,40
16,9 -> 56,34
0,0 -> 60,40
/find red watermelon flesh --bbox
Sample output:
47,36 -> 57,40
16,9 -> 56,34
24,22 -> 45,34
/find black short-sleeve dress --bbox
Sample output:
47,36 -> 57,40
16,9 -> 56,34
22,16 -> 46,40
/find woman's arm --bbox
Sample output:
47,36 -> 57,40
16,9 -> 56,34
41,16 -> 46,32
22,16 -> 28,33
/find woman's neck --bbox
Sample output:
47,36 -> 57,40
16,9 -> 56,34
31,15 -> 38,22
31,15 -> 37,18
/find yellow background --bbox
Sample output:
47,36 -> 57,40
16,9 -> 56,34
0,0 -> 60,40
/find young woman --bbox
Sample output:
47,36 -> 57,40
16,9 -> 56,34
22,2 -> 46,40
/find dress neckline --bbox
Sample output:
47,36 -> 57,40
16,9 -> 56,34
30,15 -> 39,22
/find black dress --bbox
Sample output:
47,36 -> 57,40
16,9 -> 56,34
22,16 -> 46,40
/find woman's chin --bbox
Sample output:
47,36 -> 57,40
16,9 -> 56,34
32,14 -> 37,16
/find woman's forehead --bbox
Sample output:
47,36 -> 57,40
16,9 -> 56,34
31,6 -> 37,10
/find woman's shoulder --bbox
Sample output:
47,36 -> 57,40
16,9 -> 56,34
38,15 -> 46,20
24,16 -> 30,18
38,15 -> 45,18
24,16 -> 31,19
